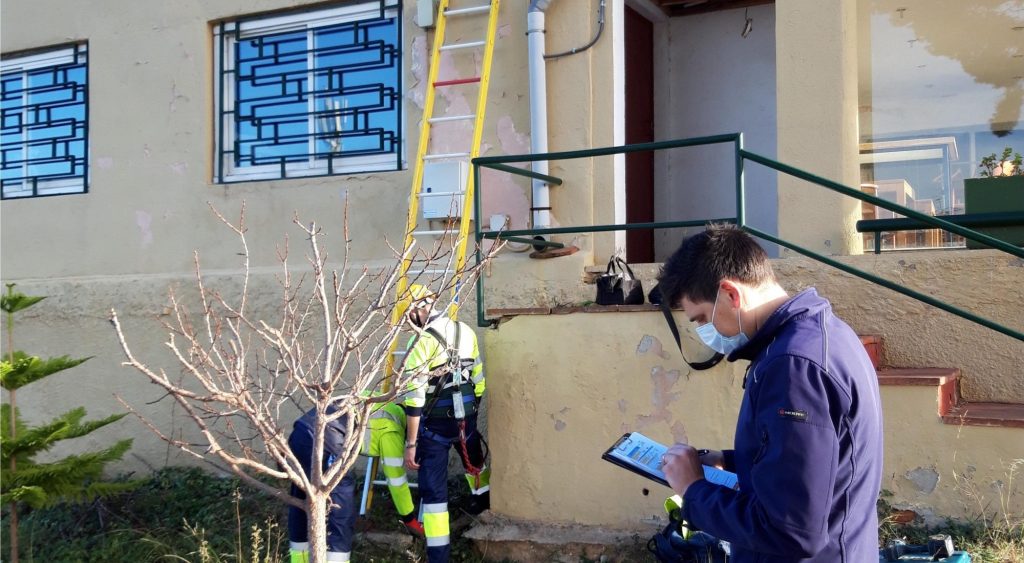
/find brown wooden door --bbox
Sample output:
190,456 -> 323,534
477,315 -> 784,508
625,5 -> 655,263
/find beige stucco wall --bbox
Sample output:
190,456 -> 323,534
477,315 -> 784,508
481,247 -> 1022,528
774,250 -> 1024,402
776,0 -> 863,256
0,0 -> 616,471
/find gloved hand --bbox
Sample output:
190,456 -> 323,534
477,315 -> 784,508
403,517 -> 425,537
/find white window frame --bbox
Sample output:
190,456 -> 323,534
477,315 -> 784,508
1,44 -> 88,199
214,2 -> 403,183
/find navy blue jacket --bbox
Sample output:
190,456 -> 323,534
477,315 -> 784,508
292,406 -> 349,458
682,289 -> 883,562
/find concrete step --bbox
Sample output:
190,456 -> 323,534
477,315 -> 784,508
942,402 -> 1024,428
859,334 -> 883,369
876,367 -> 960,417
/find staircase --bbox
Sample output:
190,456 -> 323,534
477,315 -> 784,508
862,335 -> 1024,428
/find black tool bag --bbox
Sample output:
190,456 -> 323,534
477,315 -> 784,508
595,256 -> 644,305
648,518 -> 729,563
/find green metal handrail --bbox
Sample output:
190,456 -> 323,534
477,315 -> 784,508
471,134 -> 1024,344
857,211 -> 1024,254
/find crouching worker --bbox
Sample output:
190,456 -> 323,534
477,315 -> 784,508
362,400 -> 424,536
402,285 -> 490,563
287,405 -> 357,563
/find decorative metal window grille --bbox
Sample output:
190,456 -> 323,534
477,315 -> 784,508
1,44 -> 88,199
215,1 -> 403,183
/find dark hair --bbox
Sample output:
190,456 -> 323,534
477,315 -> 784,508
657,224 -> 775,307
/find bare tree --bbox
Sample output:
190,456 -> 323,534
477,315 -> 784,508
110,201 -> 498,563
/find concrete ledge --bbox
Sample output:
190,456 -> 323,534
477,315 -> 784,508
464,513 -> 658,562
943,402 -> 1024,428
877,367 -> 960,417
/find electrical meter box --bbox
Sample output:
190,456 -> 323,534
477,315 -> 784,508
421,161 -> 469,220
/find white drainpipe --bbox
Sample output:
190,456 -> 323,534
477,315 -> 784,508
528,0 -> 554,233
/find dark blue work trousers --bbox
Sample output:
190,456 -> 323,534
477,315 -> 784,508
416,415 -> 484,563
287,429 -> 357,556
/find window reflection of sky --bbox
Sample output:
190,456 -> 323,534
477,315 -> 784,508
1,56 -> 87,197
233,15 -> 399,168
859,2 -> 1022,224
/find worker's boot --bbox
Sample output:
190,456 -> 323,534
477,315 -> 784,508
402,515 -> 425,537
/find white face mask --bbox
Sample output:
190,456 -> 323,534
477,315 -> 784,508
695,289 -> 749,355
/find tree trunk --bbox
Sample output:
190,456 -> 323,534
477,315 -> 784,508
9,388 -> 18,563
307,493 -> 329,563
7,308 -> 18,563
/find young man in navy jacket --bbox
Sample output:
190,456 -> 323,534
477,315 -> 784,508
658,225 -> 883,563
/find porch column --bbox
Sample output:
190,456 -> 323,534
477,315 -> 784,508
775,0 -> 863,255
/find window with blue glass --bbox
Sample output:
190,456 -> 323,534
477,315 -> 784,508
1,44 -> 88,199
215,1 -> 403,183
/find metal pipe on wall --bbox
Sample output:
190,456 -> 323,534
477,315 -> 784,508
527,0 -> 554,236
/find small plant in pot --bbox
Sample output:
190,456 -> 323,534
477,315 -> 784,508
978,147 -> 1023,178
964,146 -> 1024,248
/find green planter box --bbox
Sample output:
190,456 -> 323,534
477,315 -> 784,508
964,176 -> 1024,249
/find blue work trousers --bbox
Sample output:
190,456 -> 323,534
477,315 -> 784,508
416,415 -> 484,563
287,430 -> 357,557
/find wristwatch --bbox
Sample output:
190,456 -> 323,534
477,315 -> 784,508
405,441 -> 417,449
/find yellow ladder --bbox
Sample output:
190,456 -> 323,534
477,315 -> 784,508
362,0 -> 501,514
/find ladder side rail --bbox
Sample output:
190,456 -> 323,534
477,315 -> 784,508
450,0 -> 502,317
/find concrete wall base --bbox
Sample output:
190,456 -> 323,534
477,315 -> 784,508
464,513 -> 660,562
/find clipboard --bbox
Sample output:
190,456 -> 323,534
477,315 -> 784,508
602,432 -> 739,490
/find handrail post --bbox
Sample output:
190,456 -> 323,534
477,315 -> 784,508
474,161 -> 487,328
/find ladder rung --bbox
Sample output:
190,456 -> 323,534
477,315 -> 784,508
422,152 -> 470,161
419,190 -> 466,198
433,77 -> 481,88
412,229 -> 459,236
372,479 -> 419,488
407,269 -> 455,276
439,40 -> 486,52
444,5 -> 491,17
428,114 -> 476,124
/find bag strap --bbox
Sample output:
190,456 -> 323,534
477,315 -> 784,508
615,257 -> 637,281
656,288 -> 724,371
605,255 -> 619,275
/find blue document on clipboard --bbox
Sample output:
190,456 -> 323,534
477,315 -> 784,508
602,432 -> 738,490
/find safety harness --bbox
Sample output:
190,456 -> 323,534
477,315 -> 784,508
419,322 -> 488,486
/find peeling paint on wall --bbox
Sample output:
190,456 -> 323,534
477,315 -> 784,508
670,420 -> 689,444
905,466 -> 939,494
636,335 -> 670,359
479,116 -> 531,228
406,36 -> 428,110
168,81 -> 189,113
135,210 -> 153,247
634,365 -> 682,431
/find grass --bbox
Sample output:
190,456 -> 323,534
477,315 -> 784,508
4,465 -> 1022,562
878,488 -> 1024,563
0,466 -> 495,563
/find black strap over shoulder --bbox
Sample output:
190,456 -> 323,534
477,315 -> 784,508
653,284 -> 724,371
422,323 -> 476,418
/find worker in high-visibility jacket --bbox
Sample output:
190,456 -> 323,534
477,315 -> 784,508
362,401 -> 424,537
401,285 -> 489,563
